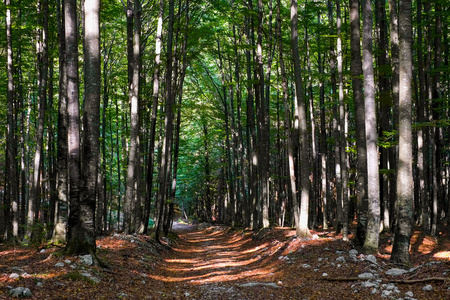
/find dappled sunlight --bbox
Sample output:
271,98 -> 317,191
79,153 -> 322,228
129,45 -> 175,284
150,226 -> 289,286
433,251 -> 450,260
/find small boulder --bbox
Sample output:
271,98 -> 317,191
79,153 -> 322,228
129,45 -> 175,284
358,272 -> 374,280
386,268 -> 408,276
422,284 -> 433,292
366,254 -> 377,265
9,273 -> 20,279
336,256 -> 346,263
54,262 -> 65,268
79,254 -> 93,266
9,287 -> 32,298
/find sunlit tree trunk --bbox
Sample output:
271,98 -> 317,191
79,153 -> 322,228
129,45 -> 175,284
391,0 -> 413,265
74,0 -> 100,255
5,0 -> 18,241
291,0 -> 311,238
336,0 -> 348,241
156,0 -> 175,242
362,0 -> 380,253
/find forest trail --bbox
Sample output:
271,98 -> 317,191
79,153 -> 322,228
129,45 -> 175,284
1,224 -> 449,299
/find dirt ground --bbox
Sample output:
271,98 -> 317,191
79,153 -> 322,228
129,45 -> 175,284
1,223 -> 449,299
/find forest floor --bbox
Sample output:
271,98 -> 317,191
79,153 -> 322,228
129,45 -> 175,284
0,222 -> 449,299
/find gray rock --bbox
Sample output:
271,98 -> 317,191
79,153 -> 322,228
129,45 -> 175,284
36,282 -> 43,287
40,249 -> 46,253
336,250 -> 345,255
366,254 -> 377,265
386,268 -> 408,276
117,292 -> 128,298
79,254 -> 93,266
9,273 -> 20,279
381,290 -> 393,298
422,284 -> 433,292
302,264 -> 311,268
322,273 -> 328,277
336,256 -> 346,263
405,291 -> 414,297
349,249 -> 358,257
64,259 -> 72,264
54,262 -> 65,268
9,287 -> 32,298
358,272 -> 374,280
361,281 -> 378,288
371,288 -> 378,294
239,282 -> 280,288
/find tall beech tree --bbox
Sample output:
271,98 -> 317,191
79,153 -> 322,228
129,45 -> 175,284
291,0 -> 311,238
391,0 -> 413,265
362,0 -> 380,253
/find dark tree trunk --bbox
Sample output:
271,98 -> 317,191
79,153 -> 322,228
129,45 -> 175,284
54,0 -> 68,243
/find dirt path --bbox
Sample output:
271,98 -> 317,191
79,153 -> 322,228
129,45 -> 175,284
150,225 -> 289,299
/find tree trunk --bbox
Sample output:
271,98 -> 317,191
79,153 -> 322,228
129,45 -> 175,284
71,0 -> 101,256
65,0 -> 82,252
391,0 -> 413,265
27,0 -> 49,242
5,0 -> 18,241
362,0 -> 381,253
291,0 -> 311,238
124,0 -> 141,234
156,0 -> 175,242
53,0 -> 68,243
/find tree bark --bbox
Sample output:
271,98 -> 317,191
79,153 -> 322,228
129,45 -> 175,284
65,0 -> 82,252
53,0 -> 69,243
391,0 -> 413,265
362,0 -> 381,253
291,0 -> 311,238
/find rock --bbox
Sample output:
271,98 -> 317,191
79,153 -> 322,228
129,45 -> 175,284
361,281 -> 378,288
336,256 -> 346,263
371,288 -> 378,294
54,262 -> 65,268
405,291 -> 414,297
64,259 -> 72,264
322,273 -> 328,277
336,250 -> 345,255
239,282 -> 280,288
9,287 -> 32,298
422,284 -> 433,292
318,257 -> 323,262
79,254 -> 93,266
381,290 -> 393,298
184,291 -> 190,297
277,281 -> 282,285
40,249 -> 46,253
311,234 -> 319,240
36,282 -> 43,287
9,273 -> 20,279
302,264 -> 311,268
386,268 -> 408,276
349,249 -> 358,257
366,254 -> 377,265
358,273 -> 374,280
117,292 -> 128,298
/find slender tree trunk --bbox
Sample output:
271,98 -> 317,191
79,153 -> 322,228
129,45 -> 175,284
144,0 -> 163,234
27,0 -> 49,242
54,0 -> 68,243
336,0 -> 348,240
155,0 -> 175,242
5,0 -> 18,241
291,0 -> 311,238
391,0 -> 413,265
362,0 -> 381,253
65,0 -> 82,251
124,0 -> 141,234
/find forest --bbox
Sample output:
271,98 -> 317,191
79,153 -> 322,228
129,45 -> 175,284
1,0 -> 450,281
